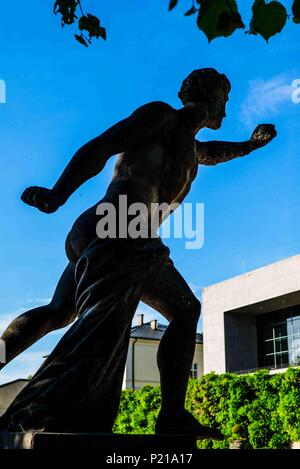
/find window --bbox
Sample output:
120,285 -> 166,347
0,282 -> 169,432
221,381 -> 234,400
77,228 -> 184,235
257,306 -> 300,369
190,363 -> 198,379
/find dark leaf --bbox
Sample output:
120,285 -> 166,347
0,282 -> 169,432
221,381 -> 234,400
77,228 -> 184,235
97,27 -> 107,40
250,0 -> 287,42
292,0 -> 300,22
217,11 -> 244,36
74,34 -> 88,47
78,14 -> 89,31
197,0 -> 244,42
54,0 -> 78,25
184,6 -> 198,16
169,0 -> 179,11
79,14 -> 106,40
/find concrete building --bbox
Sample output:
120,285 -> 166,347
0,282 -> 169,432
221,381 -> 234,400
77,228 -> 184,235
123,314 -> 203,389
202,254 -> 300,374
0,379 -> 29,416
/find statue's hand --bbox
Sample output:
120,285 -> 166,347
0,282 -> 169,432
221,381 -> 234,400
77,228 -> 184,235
250,124 -> 277,149
21,186 -> 63,213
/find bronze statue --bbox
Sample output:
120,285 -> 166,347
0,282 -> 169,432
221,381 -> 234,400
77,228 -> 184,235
0,69 -> 276,436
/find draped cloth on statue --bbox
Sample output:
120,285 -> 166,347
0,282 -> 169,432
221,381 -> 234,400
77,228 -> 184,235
0,237 -> 170,433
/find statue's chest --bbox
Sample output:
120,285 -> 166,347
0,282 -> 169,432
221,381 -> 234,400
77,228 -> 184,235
161,140 -> 198,202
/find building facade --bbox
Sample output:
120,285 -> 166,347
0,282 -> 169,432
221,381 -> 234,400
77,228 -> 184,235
123,314 -> 203,389
202,254 -> 300,374
0,379 -> 29,416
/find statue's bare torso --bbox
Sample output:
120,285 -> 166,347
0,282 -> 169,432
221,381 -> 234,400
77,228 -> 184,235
67,102 -> 199,260
111,108 -> 198,207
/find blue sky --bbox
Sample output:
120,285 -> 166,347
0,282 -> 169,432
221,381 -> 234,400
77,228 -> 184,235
0,0 -> 300,382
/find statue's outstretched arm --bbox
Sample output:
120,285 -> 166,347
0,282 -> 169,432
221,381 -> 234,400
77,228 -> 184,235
196,123 -> 277,166
21,101 -> 174,213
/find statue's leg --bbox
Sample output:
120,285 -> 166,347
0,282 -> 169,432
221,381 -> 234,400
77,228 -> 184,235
141,260 -> 222,438
0,238 -> 170,433
141,258 -> 200,413
0,263 -> 76,369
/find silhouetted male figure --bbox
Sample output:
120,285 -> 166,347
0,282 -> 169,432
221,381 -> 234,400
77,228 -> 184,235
0,69 -> 276,436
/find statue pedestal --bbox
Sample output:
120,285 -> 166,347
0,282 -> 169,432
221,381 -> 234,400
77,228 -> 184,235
0,432 -> 198,457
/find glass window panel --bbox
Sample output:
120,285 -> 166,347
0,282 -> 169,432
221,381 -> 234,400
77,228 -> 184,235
287,317 -> 293,338
274,322 -> 287,339
257,307 -> 300,369
276,352 -> 289,368
291,317 -> 300,335
289,337 -> 300,366
190,363 -> 198,379
276,310 -> 291,322
264,340 -> 274,354
275,337 -> 288,353
262,325 -> 273,341
263,355 -> 275,367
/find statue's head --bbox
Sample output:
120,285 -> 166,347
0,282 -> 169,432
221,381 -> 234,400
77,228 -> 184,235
178,68 -> 231,129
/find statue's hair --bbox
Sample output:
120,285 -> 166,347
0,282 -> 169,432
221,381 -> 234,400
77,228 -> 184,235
178,68 -> 231,105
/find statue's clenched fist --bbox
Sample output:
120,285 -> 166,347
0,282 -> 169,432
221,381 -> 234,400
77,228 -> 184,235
250,124 -> 277,149
21,186 -> 62,213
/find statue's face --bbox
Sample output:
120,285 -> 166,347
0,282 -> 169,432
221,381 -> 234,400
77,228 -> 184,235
206,88 -> 229,130
179,70 -> 231,130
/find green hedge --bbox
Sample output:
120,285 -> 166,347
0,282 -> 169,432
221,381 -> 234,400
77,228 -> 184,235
113,367 -> 300,449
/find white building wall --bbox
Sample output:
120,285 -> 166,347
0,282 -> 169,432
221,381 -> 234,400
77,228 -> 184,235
203,254 -> 300,374
0,380 -> 29,416
123,338 -> 203,389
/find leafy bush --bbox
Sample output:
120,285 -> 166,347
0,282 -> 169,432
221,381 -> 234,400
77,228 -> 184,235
113,367 -> 300,449
114,385 -> 161,435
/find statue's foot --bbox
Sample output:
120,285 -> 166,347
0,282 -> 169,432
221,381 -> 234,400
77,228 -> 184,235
155,409 -> 223,440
